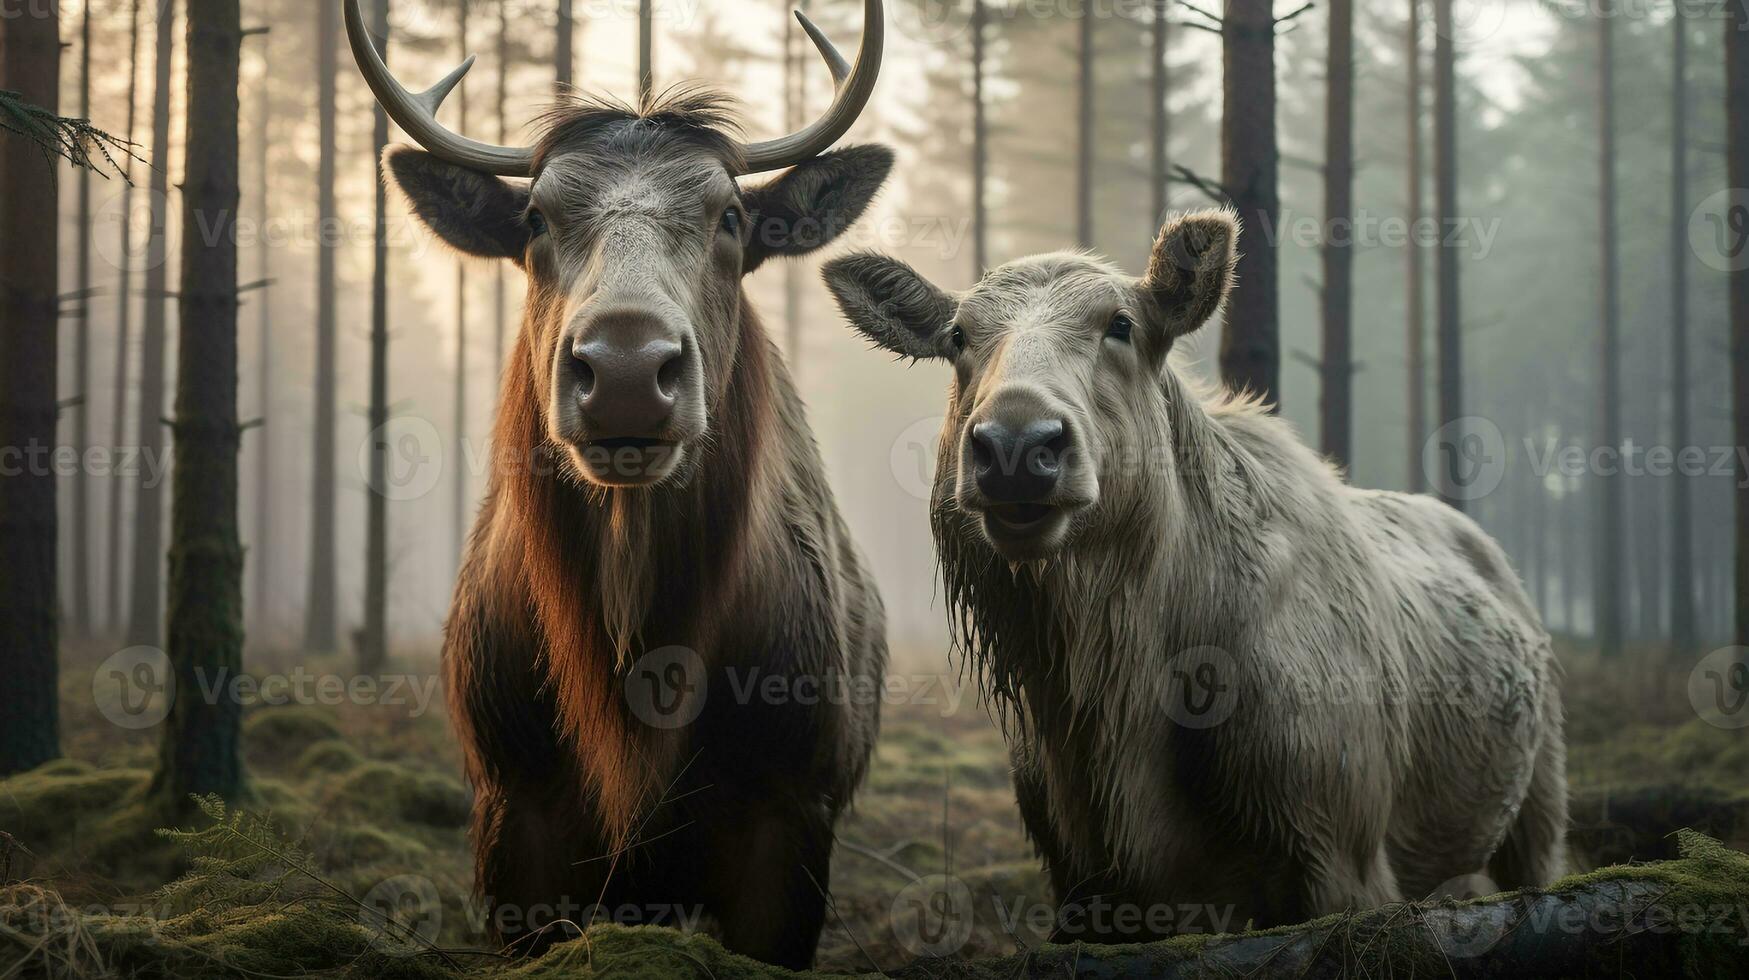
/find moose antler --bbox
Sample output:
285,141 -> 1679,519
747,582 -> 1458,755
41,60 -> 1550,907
342,0 -> 883,177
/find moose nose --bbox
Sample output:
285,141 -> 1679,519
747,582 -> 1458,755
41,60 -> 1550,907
970,418 -> 1069,503
572,324 -> 686,437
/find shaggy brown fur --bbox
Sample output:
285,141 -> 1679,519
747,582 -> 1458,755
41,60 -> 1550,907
390,92 -> 890,968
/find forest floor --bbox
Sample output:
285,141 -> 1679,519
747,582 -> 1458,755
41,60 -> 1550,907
2,639 -> 1747,977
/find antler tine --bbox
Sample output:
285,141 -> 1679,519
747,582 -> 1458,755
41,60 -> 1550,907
795,11 -> 850,87
342,0 -> 532,177
742,0 -> 883,173
416,56 -> 477,115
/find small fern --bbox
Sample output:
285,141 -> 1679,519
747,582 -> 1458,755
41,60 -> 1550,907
154,795 -> 319,915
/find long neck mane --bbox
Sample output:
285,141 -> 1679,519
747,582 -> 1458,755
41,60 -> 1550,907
486,292 -> 775,840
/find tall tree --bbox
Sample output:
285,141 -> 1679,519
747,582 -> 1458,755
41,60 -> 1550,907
1668,9 -> 1695,656
363,0 -> 392,674
306,0 -> 340,652
1220,0 -> 1281,406
1075,0 -> 1094,248
453,0 -> 472,568
1319,0 -> 1354,466
71,0 -> 95,635
638,0 -> 654,99
1405,0 -> 1426,491
1431,0 -> 1460,506
556,0 -> 574,90
973,0 -> 989,276
252,32 -> 273,637
158,0 -> 245,807
1730,0 -> 1749,648
1595,5 -> 1623,656
0,0 -> 63,775
495,0 -> 510,381
128,0 -> 178,645
1150,0 -> 1169,225
108,0 -> 146,632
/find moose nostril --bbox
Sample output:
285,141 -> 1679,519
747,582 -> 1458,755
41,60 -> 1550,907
1027,420 -> 1068,476
970,422 -> 999,472
572,348 -> 597,398
655,343 -> 685,400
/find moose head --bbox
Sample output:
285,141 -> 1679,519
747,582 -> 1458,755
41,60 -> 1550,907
347,0 -> 892,488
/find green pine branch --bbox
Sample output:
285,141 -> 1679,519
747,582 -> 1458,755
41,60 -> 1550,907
0,89 -> 143,181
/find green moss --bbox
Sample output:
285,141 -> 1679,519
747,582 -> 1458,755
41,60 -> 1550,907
296,738 -> 365,775
0,764 -> 150,849
329,763 -> 470,829
242,707 -> 345,769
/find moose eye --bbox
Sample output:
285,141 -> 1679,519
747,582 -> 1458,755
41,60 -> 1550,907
527,208 -> 548,237
720,207 -> 742,238
1106,311 -> 1135,344
949,324 -> 967,354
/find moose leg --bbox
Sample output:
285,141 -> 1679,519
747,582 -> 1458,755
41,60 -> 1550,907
1488,722 -> 1569,889
472,778 -> 615,955
704,800 -> 833,969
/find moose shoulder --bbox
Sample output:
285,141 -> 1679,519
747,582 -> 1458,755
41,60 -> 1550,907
347,0 -> 892,967
823,209 -> 1566,937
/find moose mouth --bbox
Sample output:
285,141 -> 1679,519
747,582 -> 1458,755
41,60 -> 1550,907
574,437 -> 685,488
977,501 -> 1072,560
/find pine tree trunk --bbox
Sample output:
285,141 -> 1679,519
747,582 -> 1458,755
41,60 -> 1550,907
1220,0 -> 1280,407
1405,0 -> 1426,491
1596,7 -> 1623,657
0,0 -> 63,776
1430,0 -> 1460,506
108,0 -> 145,635
305,0 -> 340,652
556,0 -> 574,90
972,0 -> 988,277
1729,0 -> 1749,649
495,0 -> 510,382
72,0 -> 94,636
1075,0 -> 1093,248
363,0 -> 392,675
1320,0 -> 1354,467
157,0 -> 244,806
453,0 -> 472,571
1150,0 -> 1169,226
129,0 -> 177,647
638,0 -> 653,100
1668,11 -> 1694,658
252,36 -> 272,641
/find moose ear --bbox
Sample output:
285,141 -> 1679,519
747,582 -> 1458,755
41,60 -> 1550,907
822,252 -> 958,361
1140,208 -> 1240,339
384,145 -> 532,262
740,144 -> 894,274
